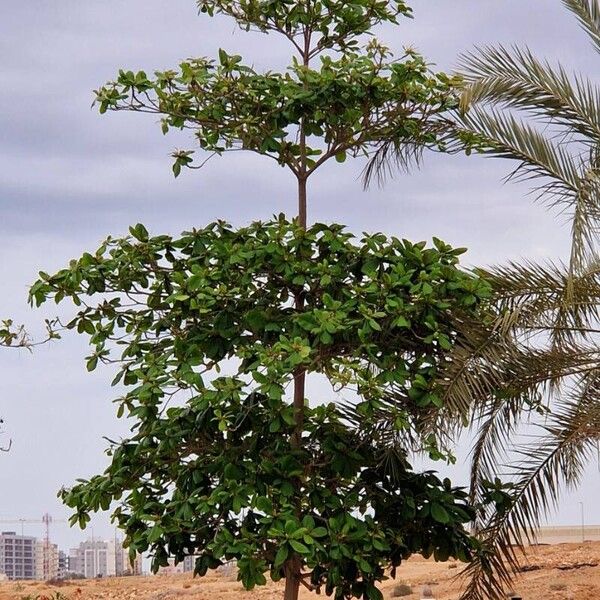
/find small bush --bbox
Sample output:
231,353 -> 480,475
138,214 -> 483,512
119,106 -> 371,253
391,583 -> 413,597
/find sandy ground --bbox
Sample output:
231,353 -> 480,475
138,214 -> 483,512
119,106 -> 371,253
2,541 -> 599,599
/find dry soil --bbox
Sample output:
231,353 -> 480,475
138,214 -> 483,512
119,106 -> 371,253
2,541 -> 599,600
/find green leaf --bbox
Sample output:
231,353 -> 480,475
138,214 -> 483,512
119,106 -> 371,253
274,545 -> 288,567
289,540 -> 310,554
359,559 -> 373,573
430,503 -> 450,524
393,316 -> 410,329
188,274 -> 204,291
255,496 -> 272,513
129,223 -> 149,242
302,515 -> 316,529
147,525 -> 163,543
366,585 -> 384,600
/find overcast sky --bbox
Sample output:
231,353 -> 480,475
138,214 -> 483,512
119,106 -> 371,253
1,0 -> 598,552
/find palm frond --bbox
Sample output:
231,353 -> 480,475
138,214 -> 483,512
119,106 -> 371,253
564,0 -> 600,55
458,108 -> 582,203
467,393 -> 531,512
483,260 -> 600,345
362,117 -> 454,188
459,44 -> 600,141
362,138 -> 425,188
459,375 -> 600,600
434,321 -> 535,418
570,144 -> 600,273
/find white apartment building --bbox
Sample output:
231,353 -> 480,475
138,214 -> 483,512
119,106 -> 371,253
68,538 -> 142,578
69,540 -> 116,578
0,532 -> 36,580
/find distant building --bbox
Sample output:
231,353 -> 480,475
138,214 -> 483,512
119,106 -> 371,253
68,538 -> 142,579
69,540 -> 116,578
57,551 -> 69,579
112,539 -> 142,576
67,547 -> 79,576
128,553 -> 143,576
183,555 -> 196,573
0,531 -> 143,581
0,532 -> 36,580
157,558 -> 185,576
156,555 -> 198,575
35,540 -> 59,580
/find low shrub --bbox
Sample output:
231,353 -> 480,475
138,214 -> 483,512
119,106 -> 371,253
391,583 -> 413,597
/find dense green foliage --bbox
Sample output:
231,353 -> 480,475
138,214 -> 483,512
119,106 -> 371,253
31,219 -> 491,599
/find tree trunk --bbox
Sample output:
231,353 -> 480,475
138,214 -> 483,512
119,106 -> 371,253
284,569 -> 301,600
298,175 -> 307,230
291,367 -> 306,448
285,67 -> 309,598
284,556 -> 302,600
292,176 -> 307,448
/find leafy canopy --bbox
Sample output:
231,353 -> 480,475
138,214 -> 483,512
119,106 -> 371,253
31,219 -> 490,599
95,0 -> 458,181
197,0 -> 410,44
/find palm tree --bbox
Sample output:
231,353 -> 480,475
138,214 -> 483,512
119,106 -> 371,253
445,262 -> 600,600
449,1 -> 600,598
369,2 -> 600,599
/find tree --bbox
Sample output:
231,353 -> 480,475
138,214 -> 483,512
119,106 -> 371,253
393,1 -> 600,598
93,0 -> 459,532
34,2 -> 491,599
31,219 -> 492,600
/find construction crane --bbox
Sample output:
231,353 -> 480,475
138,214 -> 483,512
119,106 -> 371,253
0,513 -> 67,580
